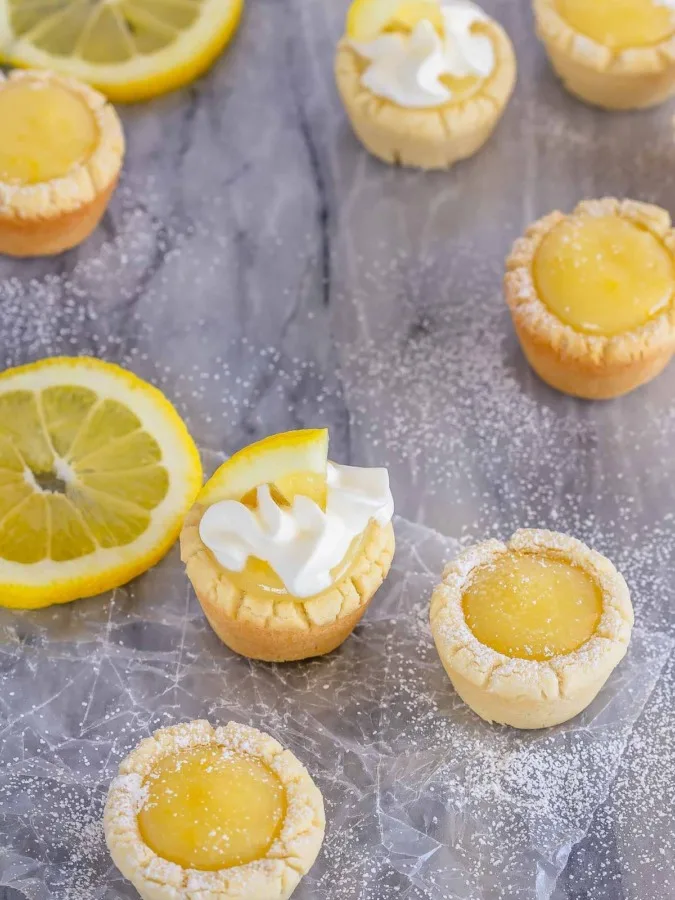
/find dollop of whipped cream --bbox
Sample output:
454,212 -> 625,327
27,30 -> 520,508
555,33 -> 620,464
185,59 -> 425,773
351,0 -> 495,108
199,463 -> 394,598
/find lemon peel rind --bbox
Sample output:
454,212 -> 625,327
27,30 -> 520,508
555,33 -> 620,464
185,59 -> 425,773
197,429 -> 329,507
0,356 -> 203,609
0,0 -> 244,102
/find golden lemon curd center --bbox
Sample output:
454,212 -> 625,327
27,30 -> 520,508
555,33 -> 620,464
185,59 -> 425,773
220,480 -> 372,599
439,71 -> 484,103
462,551 -> 603,661
556,0 -> 675,50
138,746 -> 286,871
0,81 -> 98,186
225,525 -> 371,598
534,214 -> 675,337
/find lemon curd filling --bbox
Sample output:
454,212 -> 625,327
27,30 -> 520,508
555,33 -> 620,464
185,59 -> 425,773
462,551 -> 603,661
218,480 -> 375,599
0,81 -> 98,186
138,746 -> 286,871
225,523 -> 372,599
556,0 -> 675,50
389,0 -> 445,33
354,47 -> 483,103
533,214 -> 675,337
440,72 -> 484,103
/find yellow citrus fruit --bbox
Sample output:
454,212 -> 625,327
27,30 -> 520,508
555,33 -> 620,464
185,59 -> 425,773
0,356 -> 202,608
198,429 -> 329,510
0,0 -> 243,102
346,0 -> 443,41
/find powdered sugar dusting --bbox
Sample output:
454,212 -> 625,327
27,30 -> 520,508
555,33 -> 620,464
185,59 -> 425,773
1,0 -> 675,895
2,160 -> 675,900
373,526 -> 672,899
0,520 -> 669,900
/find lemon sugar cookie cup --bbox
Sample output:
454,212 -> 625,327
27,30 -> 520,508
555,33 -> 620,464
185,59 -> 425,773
335,9 -> 516,169
181,506 -> 395,662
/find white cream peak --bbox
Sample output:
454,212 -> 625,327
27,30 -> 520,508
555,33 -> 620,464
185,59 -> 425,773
351,0 -> 495,109
199,462 -> 394,598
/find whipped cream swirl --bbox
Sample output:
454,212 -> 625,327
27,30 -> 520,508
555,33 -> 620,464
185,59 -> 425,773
351,0 -> 495,108
199,462 -> 394,598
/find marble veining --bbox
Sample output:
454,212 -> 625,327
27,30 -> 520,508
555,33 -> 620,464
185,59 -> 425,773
2,0 -> 675,897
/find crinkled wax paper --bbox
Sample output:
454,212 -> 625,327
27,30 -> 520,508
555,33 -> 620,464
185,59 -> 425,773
0,517 -> 671,900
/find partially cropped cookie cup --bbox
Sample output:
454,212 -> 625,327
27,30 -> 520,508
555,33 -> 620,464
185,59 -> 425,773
505,198 -> 675,400
334,17 -> 516,169
181,504 -> 395,662
0,70 -> 124,257
533,0 -> 675,110
104,720 -> 326,900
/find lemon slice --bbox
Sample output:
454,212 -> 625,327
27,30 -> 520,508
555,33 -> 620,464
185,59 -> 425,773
0,356 -> 202,609
391,0 -> 444,33
199,429 -> 329,510
0,0 -> 243,102
346,0 -> 443,41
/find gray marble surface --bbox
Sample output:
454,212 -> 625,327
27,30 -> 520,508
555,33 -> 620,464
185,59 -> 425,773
1,0 -> 675,897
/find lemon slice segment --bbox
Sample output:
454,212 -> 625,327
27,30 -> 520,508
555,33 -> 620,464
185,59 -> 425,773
199,429 -> 329,510
390,1 -> 444,33
0,357 -> 202,609
346,0 -> 443,41
0,0 -> 243,102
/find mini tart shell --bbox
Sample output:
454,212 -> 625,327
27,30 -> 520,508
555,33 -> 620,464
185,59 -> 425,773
0,70 -> 124,258
181,505 -> 395,662
505,198 -> 675,400
430,529 -> 634,730
104,720 -> 326,900
533,0 -> 675,109
334,17 -> 516,170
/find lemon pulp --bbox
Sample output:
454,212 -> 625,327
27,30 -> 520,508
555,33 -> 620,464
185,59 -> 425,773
533,214 -> 675,336
3,0 -> 243,103
388,0 -> 445,33
138,746 -> 286,871
0,357 -> 202,610
462,551 -> 603,661
7,0 -> 202,61
556,0 -> 675,50
0,81 -> 98,185
0,385 -> 169,564
199,429 -> 329,508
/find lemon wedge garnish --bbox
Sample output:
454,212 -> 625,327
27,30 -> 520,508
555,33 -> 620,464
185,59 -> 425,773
199,429 -> 329,510
0,0 -> 243,102
346,0 -> 443,41
390,1 -> 444,33
0,356 -> 202,609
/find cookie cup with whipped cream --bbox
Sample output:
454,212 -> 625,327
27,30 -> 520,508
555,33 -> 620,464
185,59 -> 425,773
335,0 -> 516,169
180,430 -> 395,662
